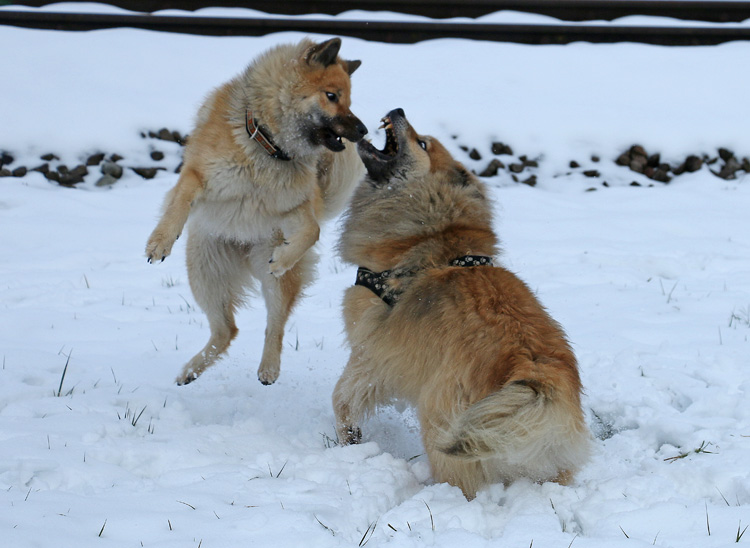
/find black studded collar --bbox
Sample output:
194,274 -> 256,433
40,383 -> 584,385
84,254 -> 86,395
354,255 -> 494,307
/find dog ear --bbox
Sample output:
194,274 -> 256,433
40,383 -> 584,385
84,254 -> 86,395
305,37 -> 342,68
344,59 -> 362,75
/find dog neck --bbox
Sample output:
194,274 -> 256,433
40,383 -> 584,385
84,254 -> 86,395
355,255 -> 494,307
246,109 -> 291,161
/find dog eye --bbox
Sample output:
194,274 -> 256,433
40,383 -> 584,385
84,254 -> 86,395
417,139 -> 427,151
325,92 -> 338,103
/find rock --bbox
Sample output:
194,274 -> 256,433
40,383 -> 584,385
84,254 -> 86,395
629,144 -> 647,157
0,168 -> 10,177
478,158 -> 504,177
158,128 -> 176,142
616,153 -> 630,166
674,155 -> 702,175
491,142 -> 513,155
717,156 -> 741,179
1,152 -> 13,167
685,156 -> 703,171
44,171 -> 60,183
150,150 -> 165,161
101,161 -> 124,179
630,181 -> 641,187
629,156 -> 647,174
509,163 -> 524,174
742,158 -> 750,172
40,153 -> 58,162
521,174 -> 537,187
583,170 -> 600,178
12,166 -> 27,177
110,154 -> 124,162
651,168 -> 671,183
591,155 -> 600,163
58,165 -> 88,186
87,153 -> 105,166
569,160 -> 580,169
95,174 -> 118,187
647,153 -> 661,168
718,148 -> 734,162
704,155 -> 718,166
32,163 -> 50,174
468,148 -> 481,161
131,167 -> 165,179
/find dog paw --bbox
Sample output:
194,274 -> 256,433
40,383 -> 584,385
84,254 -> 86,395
338,425 -> 362,445
145,232 -> 178,264
268,242 -> 300,277
257,362 -> 280,385
175,368 -> 199,386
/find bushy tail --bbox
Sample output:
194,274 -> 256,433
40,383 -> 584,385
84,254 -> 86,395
440,380 -> 546,458
439,379 -> 589,476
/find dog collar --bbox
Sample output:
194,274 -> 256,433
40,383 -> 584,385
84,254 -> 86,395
355,255 -> 494,307
246,109 -> 291,161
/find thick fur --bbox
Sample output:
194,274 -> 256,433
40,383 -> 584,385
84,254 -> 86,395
333,109 -> 590,498
145,38 -> 366,385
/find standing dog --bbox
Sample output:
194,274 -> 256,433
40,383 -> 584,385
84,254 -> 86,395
333,109 -> 590,498
145,38 -> 367,385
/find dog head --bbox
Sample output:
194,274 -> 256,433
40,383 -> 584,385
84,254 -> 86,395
357,108 -> 465,185
340,109 -> 496,271
298,38 -> 368,152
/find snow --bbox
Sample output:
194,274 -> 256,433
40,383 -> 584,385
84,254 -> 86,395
1,5 -> 750,548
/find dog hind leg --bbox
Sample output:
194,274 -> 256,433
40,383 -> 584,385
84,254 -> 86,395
253,246 -> 315,385
422,417 -> 487,499
176,233 -> 248,385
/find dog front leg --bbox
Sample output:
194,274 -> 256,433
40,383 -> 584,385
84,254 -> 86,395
332,352 -> 383,445
145,166 -> 204,263
268,201 -> 320,277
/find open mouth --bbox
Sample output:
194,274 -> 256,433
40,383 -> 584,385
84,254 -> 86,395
378,115 -> 399,156
356,108 -> 408,182
359,116 -> 398,157
358,113 -> 402,162
318,127 -> 346,152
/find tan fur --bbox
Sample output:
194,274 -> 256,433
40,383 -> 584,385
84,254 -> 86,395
146,38 -> 366,385
333,111 -> 590,498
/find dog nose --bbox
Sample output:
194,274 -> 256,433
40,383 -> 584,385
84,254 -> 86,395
356,121 -> 368,137
394,108 -> 405,117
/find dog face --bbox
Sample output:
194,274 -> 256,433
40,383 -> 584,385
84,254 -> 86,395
357,108 -> 461,184
340,109 -> 494,273
298,38 -> 368,152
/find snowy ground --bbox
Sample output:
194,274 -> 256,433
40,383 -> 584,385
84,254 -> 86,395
1,5 -> 750,548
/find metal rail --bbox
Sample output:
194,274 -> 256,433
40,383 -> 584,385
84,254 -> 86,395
6,0 -> 750,22
1,7 -> 748,45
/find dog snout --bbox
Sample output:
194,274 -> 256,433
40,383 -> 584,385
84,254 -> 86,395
355,119 -> 368,138
337,114 -> 367,142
